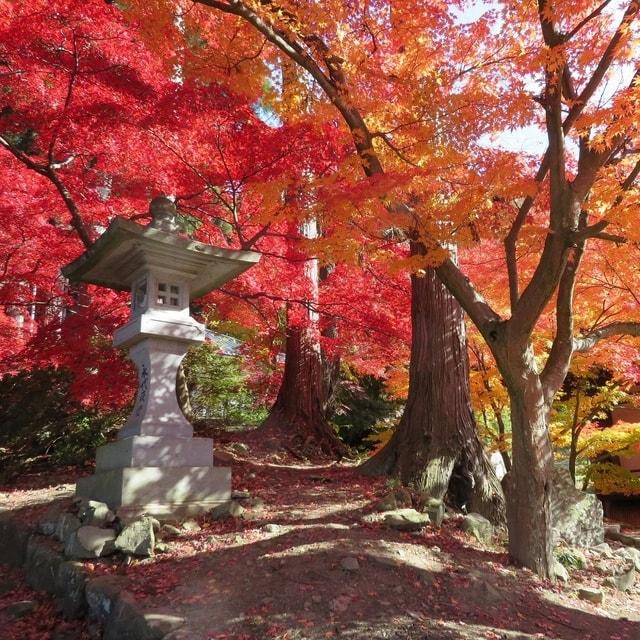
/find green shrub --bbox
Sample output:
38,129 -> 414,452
183,344 -> 268,427
332,374 -> 402,451
0,368 -> 125,479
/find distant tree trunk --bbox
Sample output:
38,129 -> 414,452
319,264 -> 341,419
568,387 -> 581,483
362,244 -> 505,524
176,361 -> 193,422
261,322 -> 347,458
260,220 -> 347,458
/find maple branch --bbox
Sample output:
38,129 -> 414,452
616,157 -> 640,204
503,1 -> 639,308
375,133 -> 421,168
564,0 -> 614,41
0,134 -> 47,176
0,134 -> 92,249
194,0 -> 384,176
573,322 -> 640,352
435,258 -> 503,339
196,0 -> 503,339
43,166 -> 93,249
541,225 -> 586,404
505,1 -> 639,340
48,30 -> 80,166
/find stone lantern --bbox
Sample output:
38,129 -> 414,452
62,197 -> 260,516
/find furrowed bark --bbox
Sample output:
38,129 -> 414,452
363,246 -> 504,524
261,322 -> 347,458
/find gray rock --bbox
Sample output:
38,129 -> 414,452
551,467 -> 604,548
210,500 -> 245,520
78,500 -> 116,527
54,513 -> 82,543
0,516 -> 31,567
553,561 -> 570,583
606,530 -> 640,548
375,487 -> 412,512
159,524 -> 182,539
578,586 -> 604,604
261,523 -> 282,534
247,497 -> 265,510
462,513 -> 494,543
55,561 -> 89,618
213,450 -> 236,464
231,490 -> 251,500
37,509 -> 61,536
374,494 -> 398,512
591,542 -> 613,557
181,519 -> 201,532
65,526 -> 117,559
6,600 -> 36,618
85,575 -> 128,625
384,509 -> 430,532
101,592 -> 138,640
163,627 -> 207,640
229,442 -> 250,455
25,537 -> 63,594
616,546 -> 640,571
115,517 -> 155,557
604,567 -> 636,592
340,556 -> 360,572
148,517 -> 161,533
424,498 -> 445,527
329,595 -> 351,613
473,578 -> 503,603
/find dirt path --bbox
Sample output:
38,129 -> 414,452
2,447 -> 640,640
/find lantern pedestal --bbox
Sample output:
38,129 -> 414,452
76,318 -> 229,517
63,198 -> 260,517
76,467 -> 231,518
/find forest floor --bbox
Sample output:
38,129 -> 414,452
2,428 -> 640,640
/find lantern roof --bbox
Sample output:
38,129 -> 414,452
62,216 -> 260,299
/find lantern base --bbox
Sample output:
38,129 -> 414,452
76,465 -> 231,518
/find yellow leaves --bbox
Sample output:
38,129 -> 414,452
579,421 -> 640,460
384,247 -> 450,276
384,366 -> 409,400
589,462 -> 640,496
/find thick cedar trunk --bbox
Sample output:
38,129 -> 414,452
362,257 -> 505,524
261,323 -> 347,458
505,372 -> 555,578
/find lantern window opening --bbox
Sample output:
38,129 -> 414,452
156,281 -> 181,307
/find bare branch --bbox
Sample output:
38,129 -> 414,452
565,0 -> 614,41
574,322 -> 640,352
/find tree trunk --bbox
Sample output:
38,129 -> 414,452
362,255 -> 505,524
261,322 -> 347,458
319,264 -> 341,419
568,388 -> 581,483
176,360 -> 193,422
504,370 -> 555,578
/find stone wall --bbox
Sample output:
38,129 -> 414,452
0,514 -> 185,639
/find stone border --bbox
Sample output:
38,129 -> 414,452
0,515 -> 186,640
